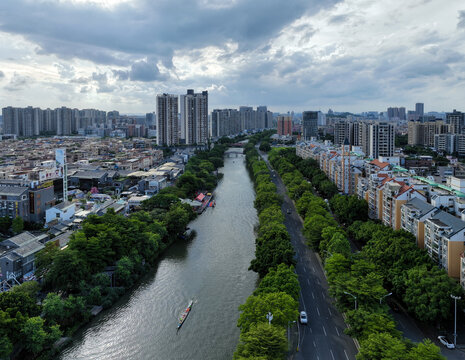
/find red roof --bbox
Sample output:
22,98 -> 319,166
195,193 -> 205,202
370,159 -> 389,169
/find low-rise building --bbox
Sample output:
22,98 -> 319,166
45,202 -> 76,225
0,232 -> 47,282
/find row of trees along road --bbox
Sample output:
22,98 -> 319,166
233,131 -> 301,360
269,147 -> 454,360
0,144 -> 228,359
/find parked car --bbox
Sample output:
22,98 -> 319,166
438,336 -> 455,349
299,311 -> 308,324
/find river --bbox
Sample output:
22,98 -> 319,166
59,152 -> 258,360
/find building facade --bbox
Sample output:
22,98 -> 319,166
156,94 -> 179,146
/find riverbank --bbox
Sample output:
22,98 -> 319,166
58,151 -> 258,360
1,145 -> 232,360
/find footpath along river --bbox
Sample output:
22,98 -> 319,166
59,151 -> 258,360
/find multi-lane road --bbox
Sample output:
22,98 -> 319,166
261,152 -> 358,360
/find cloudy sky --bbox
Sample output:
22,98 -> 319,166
0,0 -> 464,114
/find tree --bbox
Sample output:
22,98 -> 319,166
254,264 -> 300,301
407,339 -> 445,360
345,309 -> 400,340
249,236 -> 295,277
11,216 -> 23,234
164,204 -> 190,240
0,334 -> 12,359
237,292 -> 298,333
357,332 -> 408,360
141,193 -> 180,211
303,214 -> 337,250
42,293 -> 65,325
10,281 -> 40,298
259,142 -> 271,152
21,317 -> 48,355
115,256 -> 134,287
402,265 -> 463,323
47,249 -> 90,292
233,323 -> 287,360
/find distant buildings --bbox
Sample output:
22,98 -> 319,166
210,106 -> 273,138
277,116 -> 292,136
2,106 -> 107,137
156,93 -> 179,146
302,111 -> 318,140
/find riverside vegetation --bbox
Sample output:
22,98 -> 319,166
268,147 -> 464,359
0,143 -> 229,359
233,131 -> 301,360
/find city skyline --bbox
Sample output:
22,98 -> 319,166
0,0 -> 464,113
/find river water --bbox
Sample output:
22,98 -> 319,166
59,153 -> 258,360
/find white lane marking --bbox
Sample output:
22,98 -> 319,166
303,267 -> 307,273
307,279 -> 310,286
344,349 -> 350,360
322,291 -> 325,299
312,266 -> 316,272
335,326 -> 340,336
312,292 -> 315,299
328,307 -> 332,316
330,349 -> 335,360
323,325 -> 327,336
309,327 -> 313,334
313,341 -> 316,348
300,289 -> 307,312
317,357 -> 320,360
316,307 -> 320,316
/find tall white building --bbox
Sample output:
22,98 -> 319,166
368,122 -> 395,159
157,94 -> 179,146
180,89 -> 208,145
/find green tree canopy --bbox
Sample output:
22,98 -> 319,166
237,292 -> 298,333
233,323 -> 287,360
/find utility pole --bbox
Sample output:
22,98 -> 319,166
451,294 -> 461,348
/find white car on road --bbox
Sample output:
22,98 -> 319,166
299,311 -> 308,324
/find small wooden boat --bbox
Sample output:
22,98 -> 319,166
177,300 -> 193,331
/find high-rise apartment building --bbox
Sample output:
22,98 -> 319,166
368,122 -> 395,158
334,121 -> 352,146
180,89 -> 208,145
277,116 -> 292,136
302,111 -> 318,140
447,110 -> 465,135
415,103 -> 424,117
156,94 -> 179,146
211,109 -> 240,137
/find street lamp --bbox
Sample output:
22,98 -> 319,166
266,312 -> 273,325
344,291 -> 357,310
451,294 -> 461,348
380,292 -> 393,305
287,320 -> 297,352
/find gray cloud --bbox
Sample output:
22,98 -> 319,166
129,60 -> 165,82
328,14 -> 349,24
459,10 -> 465,28
4,73 -> 30,91
0,0 -> 339,66
112,70 -> 129,81
0,71 -> 4,79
